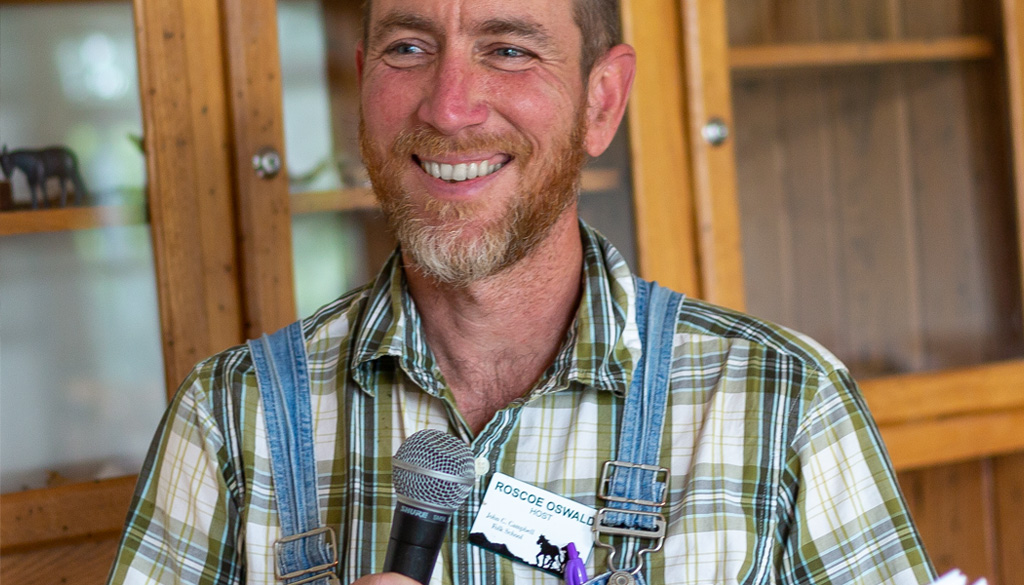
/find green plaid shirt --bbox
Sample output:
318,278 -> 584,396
108,223 -> 934,585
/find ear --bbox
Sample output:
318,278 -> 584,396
356,41 -> 365,87
583,44 -> 636,157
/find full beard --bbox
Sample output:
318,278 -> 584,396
359,107 -> 588,288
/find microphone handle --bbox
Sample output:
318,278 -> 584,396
383,503 -> 451,585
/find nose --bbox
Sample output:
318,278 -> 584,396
417,53 -> 488,135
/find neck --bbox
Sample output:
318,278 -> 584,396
404,212 -> 584,434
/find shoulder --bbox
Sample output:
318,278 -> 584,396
671,297 -> 882,449
674,295 -> 848,380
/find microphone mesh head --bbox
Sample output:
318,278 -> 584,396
392,429 -> 475,512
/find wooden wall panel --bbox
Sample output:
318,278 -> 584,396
732,71 -> 849,353
731,76 -> 789,319
776,74 -> 846,353
994,453 -> 1024,585
772,0 -> 824,43
899,461 -> 998,581
899,0 -> 968,38
905,62 -> 990,371
821,0 -> 894,42
900,0 -> 1003,39
899,453 -> 1024,585
961,60 -> 1024,363
829,68 -> 922,378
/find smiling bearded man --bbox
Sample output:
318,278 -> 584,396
104,0 -> 937,583
360,104 -> 587,287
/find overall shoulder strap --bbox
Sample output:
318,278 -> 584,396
613,278 -> 683,504
592,277 -> 684,584
249,322 -> 339,585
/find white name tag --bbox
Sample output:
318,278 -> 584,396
469,472 -> 596,576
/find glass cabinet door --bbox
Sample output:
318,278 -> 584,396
0,2 -> 167,493
725,0 -> 1024,380
275,0 -> 639,318
715,2 -> 1024,578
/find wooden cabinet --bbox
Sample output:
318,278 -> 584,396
1,0 -> 1022,583
675,0 -> 1024,582
1,1 -> 247,583
0,1 -> 694,583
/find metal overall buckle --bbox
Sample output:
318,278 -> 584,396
593,461 -> 670,584
274,525 -> 340,585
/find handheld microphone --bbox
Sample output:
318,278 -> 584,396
383,429 -> 476,584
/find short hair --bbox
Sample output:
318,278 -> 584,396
574,0 -> 621,76
361,0 -> 621,77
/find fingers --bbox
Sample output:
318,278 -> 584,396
350,572 -> 421,585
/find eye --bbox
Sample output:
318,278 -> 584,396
493,47 -> 527,59
381,41 -> 431,68
485,45 -> 536,71
388,42 -> 426,56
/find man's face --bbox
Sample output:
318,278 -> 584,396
358,0 -> 592,286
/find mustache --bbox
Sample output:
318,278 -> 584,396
389,126 -> 535,161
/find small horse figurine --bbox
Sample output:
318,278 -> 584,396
0,145 -> 88,209
535,535 -> 563,571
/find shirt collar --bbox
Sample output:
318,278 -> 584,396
350,220 -> 640,398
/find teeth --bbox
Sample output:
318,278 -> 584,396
419,158 -> 504,182
452,163 -> 467,181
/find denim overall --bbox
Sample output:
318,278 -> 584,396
585,278 -> 683,585
248,277 -> 682,585
250,324 -> 340,585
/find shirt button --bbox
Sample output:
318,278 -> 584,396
474,456 -> 490,476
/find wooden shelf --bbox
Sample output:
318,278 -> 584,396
291,186 -> 376,215
0,475 -> 136,553
730,36 -> 996,71
289,168 -> 623,215
0,169 -> 621,232
0,204 -> 148,236
861,360 -> 1024,470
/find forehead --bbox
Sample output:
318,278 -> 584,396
367,0 -> 579,43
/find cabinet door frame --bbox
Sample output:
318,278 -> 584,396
1,0 -> 246,579
222,0 -> 297,340
681,0 -> 1024,471
622,0 -> 704,296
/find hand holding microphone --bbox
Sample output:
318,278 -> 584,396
350,574 -> 420,585
383,429 -> 476,584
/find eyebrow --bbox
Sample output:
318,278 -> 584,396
369,12 -> 556,52
370,12 -> 443,47
475,17 -> 555,50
